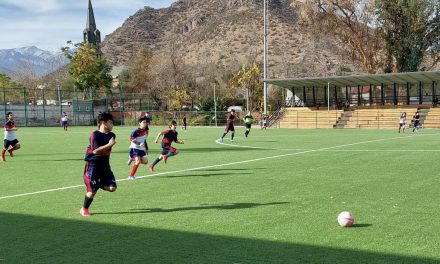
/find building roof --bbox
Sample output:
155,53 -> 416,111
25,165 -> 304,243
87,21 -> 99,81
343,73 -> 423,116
265,71 -> 440,88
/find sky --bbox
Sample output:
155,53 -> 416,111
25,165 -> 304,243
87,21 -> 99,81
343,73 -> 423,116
0,0 -> 176,51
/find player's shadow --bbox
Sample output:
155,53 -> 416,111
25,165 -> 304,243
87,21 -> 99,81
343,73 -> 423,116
94,202 -> 289,215
159,172 -> 253,178
29,158 -> 83,162
2,212 -> 438,263
352,223 -> 373,228
17,152 -> 80,156
200,168 -> 265,172
178,147 -> 265,153
111,147 -> 257,154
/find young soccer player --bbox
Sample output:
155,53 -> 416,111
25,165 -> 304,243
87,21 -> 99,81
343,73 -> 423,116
80,112 -> 117,217
243,111 -> 253,137
219,109 -> 236,142
149,120 -> 184,172
261,116 -> 268,130
60,112 -> 69,131
127,116 -> 149,180
2,112 -> 20,162
398,112 -> 406,133
182,114 -> 187,131
412,111 -> 420,132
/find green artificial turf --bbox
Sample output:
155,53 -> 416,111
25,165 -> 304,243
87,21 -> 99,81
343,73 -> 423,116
1,126 -> 439,263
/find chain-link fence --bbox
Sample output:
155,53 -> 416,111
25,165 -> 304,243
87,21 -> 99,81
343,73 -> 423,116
1,87 -> 259,127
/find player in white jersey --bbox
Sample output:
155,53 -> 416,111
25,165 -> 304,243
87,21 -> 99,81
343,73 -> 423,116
60,112 -> 69,131
127,116 -> 149,180
2,112 -> 21,162
398,112 -> 406,133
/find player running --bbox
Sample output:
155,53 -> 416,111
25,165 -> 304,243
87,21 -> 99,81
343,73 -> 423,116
127,116 -> 149,180
412,111 -> 420,132
80,112 -> 117,217
149,120 -> 184,172
219,109 -> 236,142
398,112 -> 406,133
2,112 -> 20,162
243,111 -> 253,138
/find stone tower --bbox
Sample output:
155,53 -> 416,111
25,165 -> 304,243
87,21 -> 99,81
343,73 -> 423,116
83,0 -> 101,54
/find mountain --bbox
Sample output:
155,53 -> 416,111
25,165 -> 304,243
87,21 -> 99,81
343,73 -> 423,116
101,0 -> 364,77
0,46 -> 68,78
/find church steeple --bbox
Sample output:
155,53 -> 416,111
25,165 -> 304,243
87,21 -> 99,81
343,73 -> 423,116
83,0 -> 101,49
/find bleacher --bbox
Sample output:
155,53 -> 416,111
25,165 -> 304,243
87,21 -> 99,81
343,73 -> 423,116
279,107 -> 344,128
338,107 -> 421,129
422,107 -> 440,128
277,106 -> 440,129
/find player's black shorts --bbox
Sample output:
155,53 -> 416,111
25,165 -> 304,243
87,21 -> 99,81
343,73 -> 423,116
225,124 -> 235,132
161,143 -> 176,155
245,124 -> 252,129
4,139 -> 19,149
83,162 -> 117,193
129,149 -> 147,159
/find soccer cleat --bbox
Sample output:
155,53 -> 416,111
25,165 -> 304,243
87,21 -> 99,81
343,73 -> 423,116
8,150 -> 13,157
162,154 -> 168,164
127,157 -> 132,166
128,176 -> 136,180
230,139 -> 235,142
149,164 -> 154,172
80,207 -> 90,217
219,137 -> 223,142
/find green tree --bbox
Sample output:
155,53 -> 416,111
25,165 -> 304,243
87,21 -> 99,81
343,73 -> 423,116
0,74 -> 22,89
64,42 -> 112,99
170,88 -> 191,111
376,0 -> 440,72
229,63 -> 263,111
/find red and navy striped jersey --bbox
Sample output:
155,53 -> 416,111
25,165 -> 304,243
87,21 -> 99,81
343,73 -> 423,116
84,130 -> 116,163
129,127 -> 149,151
4,120 -> 16,140
160,129 -> 178,146
227,114 -> 235,124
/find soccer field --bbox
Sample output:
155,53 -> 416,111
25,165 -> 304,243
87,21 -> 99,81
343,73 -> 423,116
1,126 -> 440,263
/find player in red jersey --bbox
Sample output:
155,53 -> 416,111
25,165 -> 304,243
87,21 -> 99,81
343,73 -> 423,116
149,120 -> 184,171
219,109 -> 236,142
2,112 -> 20,162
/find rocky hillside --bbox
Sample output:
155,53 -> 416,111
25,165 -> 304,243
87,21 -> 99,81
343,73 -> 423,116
101,0 -> 364,78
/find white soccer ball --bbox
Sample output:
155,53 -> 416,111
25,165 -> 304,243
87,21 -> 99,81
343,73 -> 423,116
338,211 -> 355,227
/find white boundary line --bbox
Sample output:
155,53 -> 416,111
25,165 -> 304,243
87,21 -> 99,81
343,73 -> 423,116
216,133 -> 439,150
0,133 -> 435,201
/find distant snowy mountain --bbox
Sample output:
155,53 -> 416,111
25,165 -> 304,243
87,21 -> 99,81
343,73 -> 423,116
0,46 -> 68,77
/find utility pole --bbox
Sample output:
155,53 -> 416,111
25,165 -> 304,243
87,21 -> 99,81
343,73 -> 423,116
263,0 -> 268,114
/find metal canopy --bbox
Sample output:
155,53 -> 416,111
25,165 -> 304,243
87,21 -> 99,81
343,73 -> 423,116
265,71 -> 440,88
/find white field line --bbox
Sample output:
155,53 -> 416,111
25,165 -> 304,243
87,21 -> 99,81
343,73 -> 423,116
217,133 -> 440,151
0,133 -> 436,201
